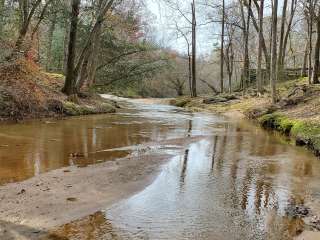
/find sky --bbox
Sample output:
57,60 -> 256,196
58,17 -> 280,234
144,0 -> 219,57
144,0 -> 281,57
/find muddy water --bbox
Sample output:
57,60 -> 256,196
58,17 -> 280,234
0,101 -> 191,185
1,98 -> 320,239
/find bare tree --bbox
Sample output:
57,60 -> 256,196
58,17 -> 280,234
191,0 -> 197,97
175,22 -> 193,96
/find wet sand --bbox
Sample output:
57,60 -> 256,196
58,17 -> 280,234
0,153 -> 171,239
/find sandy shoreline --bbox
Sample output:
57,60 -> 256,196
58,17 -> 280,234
0,152 -> 171,239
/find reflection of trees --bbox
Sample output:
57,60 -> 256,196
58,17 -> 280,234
215,136 -> 227,174
229,134 -> 243,207
0,114 -> 176,185
180,149 -> 189,186
187,119 -> 192,137
51,211 -> 119,240
211,136 -> 218,170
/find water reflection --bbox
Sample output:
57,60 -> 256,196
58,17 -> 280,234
179,149 -> 189,186
101,118 -> 320,240
0,103 -> 199,185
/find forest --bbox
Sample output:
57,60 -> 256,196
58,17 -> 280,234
0,0 -> 318,104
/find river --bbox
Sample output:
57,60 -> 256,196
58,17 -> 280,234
1,97 -> 320,239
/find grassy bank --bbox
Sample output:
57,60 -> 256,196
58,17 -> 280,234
170,78 -> 320,157
0,59 -> 117,121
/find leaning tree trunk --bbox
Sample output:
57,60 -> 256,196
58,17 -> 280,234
277,0 -> 288,80
86,26 -> 102,88
252,0 -> 271,75
62,0 -> 80,96
15,0 -> 42,52
280,0 -> 297,67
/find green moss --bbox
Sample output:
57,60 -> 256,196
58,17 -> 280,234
62,101 -> 116,116
258,113 -> 320,156
97,103 -> 116,113
62,101 -> 81,116
258,113 -> 300,135
170,98 -> 191,107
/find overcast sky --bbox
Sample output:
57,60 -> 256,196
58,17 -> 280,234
144,0 -> 219,57
144,0 -> 280,57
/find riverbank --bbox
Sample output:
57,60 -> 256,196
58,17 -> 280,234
170,78 -> 320,158
0,59 -> 117,122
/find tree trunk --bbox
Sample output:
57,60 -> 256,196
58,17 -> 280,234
301,40 -> 308,77
62,0 -> 80,96
280,0 -> 297,67
46,11 -> 57,71
0,0 -> 5,35
188,50 -> 193,97
15,0 -> 42,51
239,0 -> 250,90
312,15 -> 320,84
250,0 -> 271,74
245,0 -> 251,86
86,26 -> 102,88
257,0 -> 264,94
277,0 -> 288,80
220,0 -> 225,93
308,0 -> 313,84
191,0 -> 197,97
270,0 -> 278,103
63,17 -> 70,74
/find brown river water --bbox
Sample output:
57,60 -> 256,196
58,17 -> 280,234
1,97 -> 320,239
